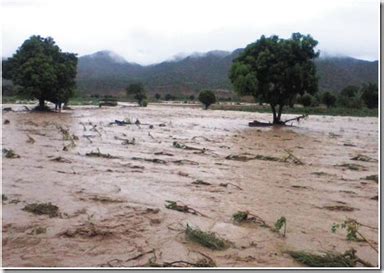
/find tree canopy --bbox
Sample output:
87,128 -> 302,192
126,82 -> 147,106
361,83 -> 378,109
198,90 -> 216,109
229,33 -> 319,124
2,35 -> 78,109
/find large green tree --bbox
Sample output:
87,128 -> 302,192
2,35 -> 77,109
229,33 -> 319,124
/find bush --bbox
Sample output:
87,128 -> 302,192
198,90 -> 216,109
361,83 -> 378,109
165,94 -> 176,101
140,100 -> 148,107
322,91 -> 337,108
299,93 -> 313,107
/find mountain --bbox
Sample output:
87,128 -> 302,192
76,50 -> 378,97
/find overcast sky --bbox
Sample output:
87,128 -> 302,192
1,0 -> 379,65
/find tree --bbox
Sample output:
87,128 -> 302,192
229,33 -> 319,124
198,90 -> 216,109
361,83 -> 378,109
2,35 -> 78,110
165,93 -> 175,101
155,93 -> 161,100
338,85 -> 362,108
299,93 -> 313,107
126,82 -> 147,106
322,91 -> 337,108
189,95 -> 195,101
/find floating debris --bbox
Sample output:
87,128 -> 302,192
22,202 -> 59,217
26,134 -> 35,144
165,200 -> 207,217
50,156 -> 72,163
173,141 -> 206,152
154,151 -> 174,156
219,183 -> 242,190
362,174 -> 378,183
336,163 -> 367,171
225,151 -> 303,165
351,154 -> 377,162
232,211 -> 268,227
288,248 -> 373,267
273,216 -> 287,237
185,224 -> 229,250
132,157 -> 167,164
3,148 -> 20,158
192,180 -> 211,186
61,223 -> 112,238
323,205 -> 355,212
86,148 -> 120,159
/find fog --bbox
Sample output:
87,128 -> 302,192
1,0 -> 379,64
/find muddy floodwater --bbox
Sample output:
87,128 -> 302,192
2,104 -> 379,267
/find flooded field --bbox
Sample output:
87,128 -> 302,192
2,104 -> 379,267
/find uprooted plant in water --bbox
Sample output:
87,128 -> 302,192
331,219 -> 378,253
185,224 -> 230,250
3,148 -> 20,158
288,248 -> 374,267
273,216 -> 287,237
232,211 -> 269,227
165,200 -> 207,217
22,202 -> 60,217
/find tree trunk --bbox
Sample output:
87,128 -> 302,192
39,98 -> 45,109
271,104 -> 278,124
277,104 -> 284,122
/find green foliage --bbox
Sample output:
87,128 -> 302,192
299,93 -> 313,107
274,216 -> 287,236
185,224 -> 229,250
338,85 -> 364,108
288,249 -> 360,267
141,99 -> 148,107
331,219 -> 361,241
361,83 -> 378,109
155,93 -> 161,100
198,90 -> 217,109
126,82 -> 147,106
189,94 -> 195,101
232,211 -> 249,223
229,33 -> 319,123
322,91 -> 337,108
2,35 -> 77,109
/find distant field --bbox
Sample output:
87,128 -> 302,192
2,96 -> 377,118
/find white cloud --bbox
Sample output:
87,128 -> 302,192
1,0 -> 379,64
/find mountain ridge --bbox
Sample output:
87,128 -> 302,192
75,49 -> 378,97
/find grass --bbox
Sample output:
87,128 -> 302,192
211,104 -> 378,117
185,224 -> 229,250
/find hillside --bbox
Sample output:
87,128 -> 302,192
61,50 -> 380,97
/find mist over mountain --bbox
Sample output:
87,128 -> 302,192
76,49 -> 378,97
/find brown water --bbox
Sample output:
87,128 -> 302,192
2,104 -> 379,267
